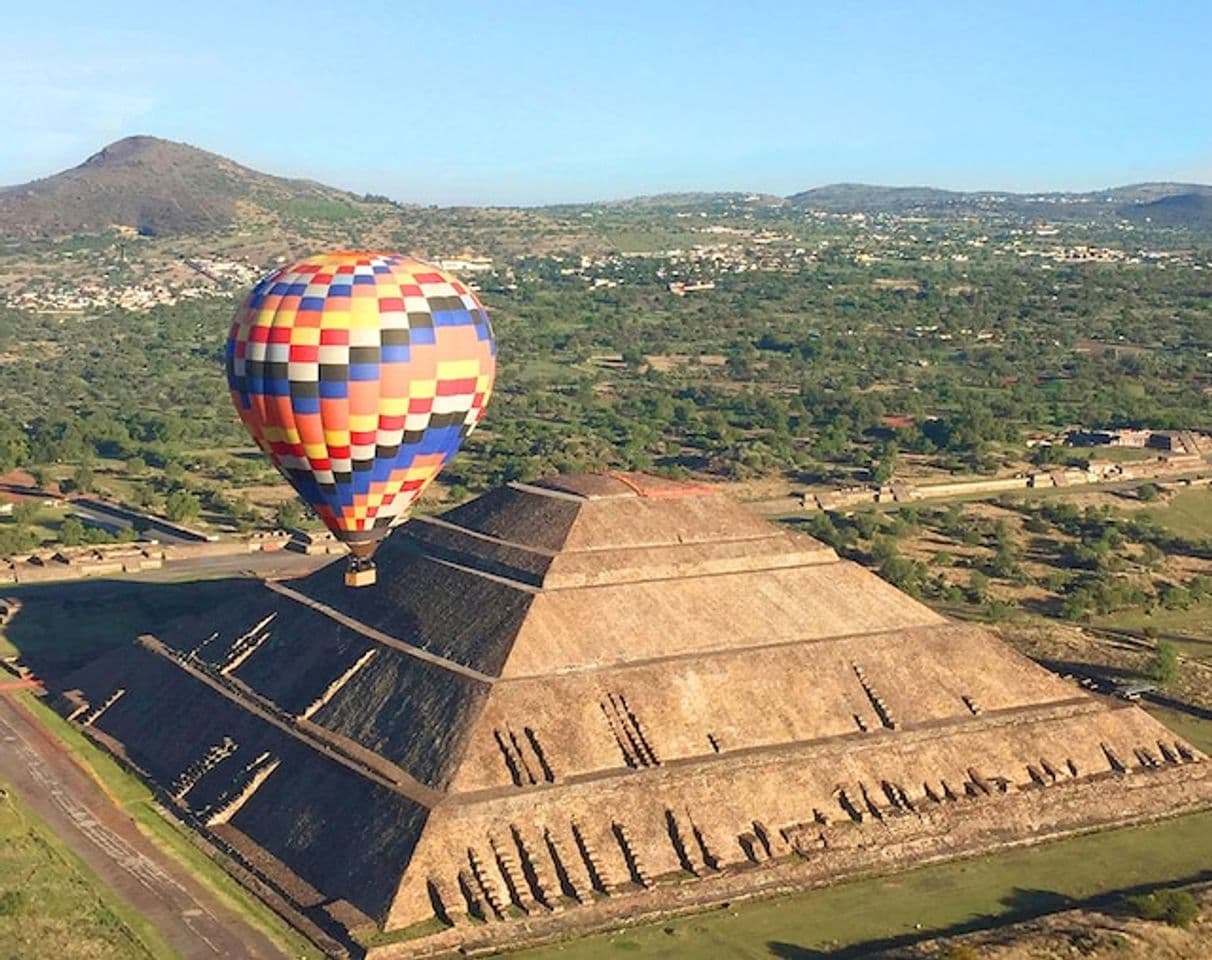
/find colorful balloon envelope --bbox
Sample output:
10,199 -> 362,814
225,251 -> 495,584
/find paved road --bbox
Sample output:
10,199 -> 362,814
0,692 -> 292,960
72,497 -> 209,545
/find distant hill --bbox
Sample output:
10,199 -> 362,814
787,183 -> 967,213
787,181 -> 1212,226
1118,191 -> 1212,228
0,135 -> 385,238
3,135 -> 1210,239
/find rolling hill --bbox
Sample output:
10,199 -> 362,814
0,135 -> 386,239
1119,192 -> 1212,228
787,181 -> 1212,226
2,135 -> 1210,241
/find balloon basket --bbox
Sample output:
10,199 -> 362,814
345,560 -> 377,588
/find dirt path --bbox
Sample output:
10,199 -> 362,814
0,692 -> 292,960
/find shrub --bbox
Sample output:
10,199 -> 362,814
1124,888 -> 1198,927
0,889 -> 26,915
1149,640 -> 1180,687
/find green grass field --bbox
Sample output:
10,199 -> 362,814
1088,446 -> 1159,463
1148,487 -> 1212,540
0,781 -> 175,960
520,808 -> 1212,959
1095,600 -> 1212,647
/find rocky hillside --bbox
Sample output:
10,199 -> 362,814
0,135 -> 386,238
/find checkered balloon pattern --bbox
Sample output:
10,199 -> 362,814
225,252 -> 496,549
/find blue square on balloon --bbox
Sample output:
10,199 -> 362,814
410,326 -> 436,345
432,309 -> 473,327
328,284 -> 352,298
349,363 -> 379,381
319,380 -> 348,399
372,459 -> 394,481
381,344 -> 411,363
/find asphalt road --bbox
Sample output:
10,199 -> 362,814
71,497 -> 207,545
68,501 -> 195,545
0,693 -> 292,960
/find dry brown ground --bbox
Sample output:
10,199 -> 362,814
878,886 -> 1212,960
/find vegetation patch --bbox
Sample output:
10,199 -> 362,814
0,781 -> 173,959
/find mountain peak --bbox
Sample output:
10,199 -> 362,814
76,135 -> 220,173
0,135 -> 367,239
81,135 -> 173,166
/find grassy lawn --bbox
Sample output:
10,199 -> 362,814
520,808 -> 1212,959
0,780 -> 175,960
1089,446 -> 1159,463
1095,599 -> 1212,647
1147,487 -> 1212,540
13,693 -> 321,960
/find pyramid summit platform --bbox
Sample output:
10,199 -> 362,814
59,473 -> 1212,955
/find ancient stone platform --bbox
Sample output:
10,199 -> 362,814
58,473 -> 1212,954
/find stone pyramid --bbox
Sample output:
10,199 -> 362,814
60,473 -> 1212,954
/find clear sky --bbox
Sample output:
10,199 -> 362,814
3,1 -> 1209,205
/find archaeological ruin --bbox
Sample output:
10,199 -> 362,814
58,473 -> 1212,956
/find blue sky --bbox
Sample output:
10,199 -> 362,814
3,1 -> 1209,205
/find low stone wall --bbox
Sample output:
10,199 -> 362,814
800,461 -> 1211,513
370,763 -> 1212,959
0,534 -> 292,584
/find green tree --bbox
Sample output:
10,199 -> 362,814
967,570 -> 989,604
27,465 -> 53,492
1149,640 -> 1180,687
274,499 -> 304,530
164,489 -> 201,522
71,463 -> 94,493
59,516 -> 86,546
11,500 -> 38,526
1137,483 -> 1161,502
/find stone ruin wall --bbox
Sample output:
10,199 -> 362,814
385,699 -> 1212,931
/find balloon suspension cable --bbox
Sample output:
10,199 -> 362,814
344,553 -> 377,588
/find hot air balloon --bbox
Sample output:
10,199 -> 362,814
225,251 -> 496,587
